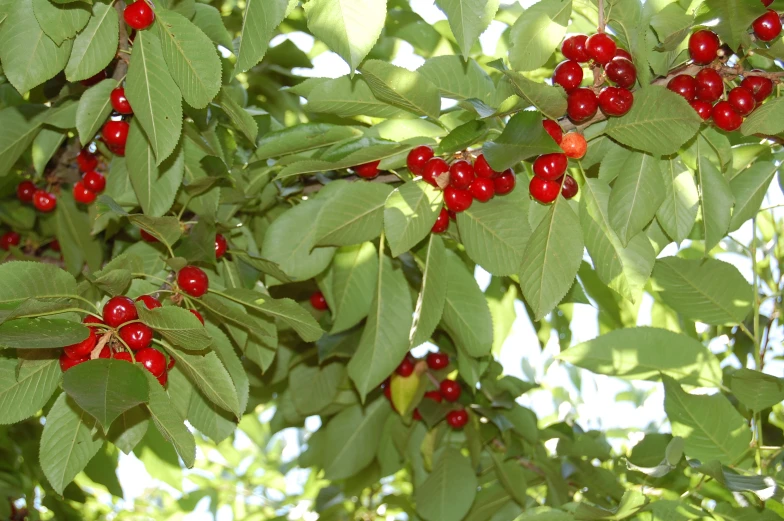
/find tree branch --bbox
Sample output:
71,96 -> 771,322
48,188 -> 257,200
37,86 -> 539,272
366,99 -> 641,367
113,1 -> 129,81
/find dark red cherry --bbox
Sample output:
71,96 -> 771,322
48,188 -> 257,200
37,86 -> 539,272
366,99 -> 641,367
113,351 -> 133,363
32,190 -> 57,212
422,157 -> 449,186
762,0 -> 774,6
431,208 -> 449,234
561,175 -> 578,199
614,48 -> 633,60
310,291 -> 328,311
426,352 -> 449,370
741,73 -> 773,101
60,353 -> 88,372
542,119 -> 563,144
688,30 -> 720,64
444,186 -> 473,213
469,177 -> 494,202
136,348 -> 166,377
695,68 -> 724,102
690,100 -> 713,120
605,58 -> 637,88
82,171 -> 106,193
667,74 -> 697,101
140,229 -> 158,242
753,10 -> 782,41
533,153 -> 568,181
473,154 -> 499,178
396,357 -> 414,377
177,266 -> 209,297
585,33 -> 617,64
598,86 -> 634,117
712,101 -> 743,131
124,0 -> 155,31
446,409 -> 469,429
440,380 -> 461,401
493,170 -> 516,195
529,176 -> 561,204
101,120 -> 129,148
118,322 -> 154,351
449,160 -> 475,190
103,296 -> 138,328
136,295 -> 161,310
76,150 -> 98,172
80,71 -> 107,87
406,145 -> 434,175
16,181 -> 36,203
189,309 -> 205,325
728,87 -> 755,116
562,34 -> 589,62
73,181 -> 97,204
567,88 -> 598,123
553,60 -> 583,92
354,160 -> 380,179
0,231 -> 20,251
215,234 -> 227,259
110,87 -> 132,114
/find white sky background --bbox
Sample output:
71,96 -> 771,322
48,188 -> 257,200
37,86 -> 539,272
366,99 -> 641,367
109,1 -> 784,519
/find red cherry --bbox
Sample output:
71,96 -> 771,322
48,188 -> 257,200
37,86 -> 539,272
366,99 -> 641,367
446,409 -> 469,429
82,171 -> 106,193
32,190 -> 57,212
310,291 -> 328,311
440,379 -> 462,402
533,153 -> 568,181
473,154 -> 499,178
16,181 -> 36,203
157,370 -> 168,386
107,143 -> 125,157
562,34 -> 589,62
422,157 -> 449,186
140,229 -> 158,242
493,170 -> 516,195
0,231 -> 20,251
614,48 -> 633,60
123,0 -> 155,30
667,74 -> 697,101
63,328 -> 97,359
113,351 -> 133,363
50,240 -> 60,252
167,357 -> 175,370
426,352 -> 449,370
562,175 -> 579,199
103,296 -> 138,327
469,177 -> 495,202
585,33 -> 617,64
80,71 -> 107,87
712,101 -> 743,131
560,133 -> 587,159
424,390 -> 443,403
59,353 -> 88,372
449,160 -> 475,190
396,357 -> 414,377
741,73 -> 774,101
605,58 -> 637,89
542,119 -> 563,143
695,68 -> 724,102
189,309 -> 205,325
448,210 -> 456,221
136,348 -> 166,377
177,266 -> 209,297
354,160 -> 380,179
73,181 -> 97,204
690,100 -> 713,120
444,186 -> 473,213
753,10 -> 782,41
118,323 -> 153,351
76,150 -> 98,172
83,315 -> 105,330
567,88 -> 598,122
100,346 -> 113,359
110,87 -> 132,114
688,30 -> 720,64
431,208 -> 449,234
406,145 -> 434,175
728,87 -> 756,116
529,176 -> 561,204
136,295 -> 161,310
762,0 -> 774,6
215,234 -> 227,259
598,86 -> 634,117
102,120 -> 129,148
553,60 -> 583,92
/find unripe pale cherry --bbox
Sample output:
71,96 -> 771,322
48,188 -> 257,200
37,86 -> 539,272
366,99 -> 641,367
560,133 -> 587,159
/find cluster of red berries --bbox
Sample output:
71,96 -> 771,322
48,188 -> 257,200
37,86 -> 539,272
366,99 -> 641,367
529,121 -> 587,204
16,179 -> 57,213
100,87 -> 132,156
73,149 -> 107,205
141,228 -> 229,261
555,33 -> 638,122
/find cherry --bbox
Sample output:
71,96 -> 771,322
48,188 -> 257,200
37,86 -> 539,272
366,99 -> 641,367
157,371 -> 168,387
753,10 -> 782,41
310,291 -> 328,311
448,210 -> 456,221
215,234 -> 227,259
567,88 -> 599,122
80,71 -> 107,87
32,190 -> 57,212
690,100 -> 713,120
444,186 -> 473,213
431,208 -> 450,234
542,119 -> 563,143
107,143 -> 126,157
473,154 -> 499,178
1,231 -> 20,251
16,181 -> 36,203
440,379 -> 461,402
712,101 -> 743,131
76,150 -> 98,172
189,309 -> 205,325
695,68 -> 724,102
103,295 -> 138,327
424,390 -> 443,403
560,132 -> 587,159
119,323 -> 153,351
83,314 -> 105,331
406,145 -> 434,175
82,171 -> 106,193
446,409 -> 469,429
688,30 -> 720,64
469,177 -> 494,202
562,34 -> 589,62
741,73 -> 774,101
177,266 -> 209,297
136,348 -> 166,377
598,86 -> 634,116
167,357 -> 175,370
136,295 -> 161,309
50,240 -> 60,252
62,328 -> 97,360
59,352 -> 87,372
73,181 -> 97,204
354,160 -> 380,179
140,229 -> 158,242
763,0 -> 774,6
615,48 -> 633,60
728,87 -> 755,116
533,153 -> 568,181
585,33 -> 617,64
562,175 -> 579,199
114,351 -> 133,363
110,87 -> 132,114
124,0 -> 155,30
423,157 -> 449,186
553,60 -> 583,92
449,160 -> 475,190
667,74 -> 697,101
102,120 -> 129,148
426,352 -> 449,370
605,57 -> 637,89
396,357 -> 414,377
493,170 -> 516,195
529,176 -> 561,204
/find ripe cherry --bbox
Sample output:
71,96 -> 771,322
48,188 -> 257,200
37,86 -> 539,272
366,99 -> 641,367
688,30 -> 720,64
598,86 -> 634,116
473,154 -> 499,178
114,351 -> 133,363
560,133 -> 587,159
119,322 -> 153,351
712,101 -> 743,131
741,73 -> 773,101
310,291 -> 328,311
50,240 -> 60,252
493,170 -> 516,195
76,149 -> 98,172
440,379 -> 462,402
103,295 -> 138,327
605,58 -> 637,89
32,190 -> 57,212
140,229 -> 158,242
562,34 -> 589,62
136,295 -> 162,310
422,157 -> 449,186
529,176 -> 561,204
124,0 -> 155,30
567,88 -> 598,122
444,186 -> 473,213
59,352 -> 88,372
189,309 -> 205,325
157,371 -> 168,386
73,181 -> 97,204
426,352 -> 449,370
753,10 -> 782,41
446,409 -> 469,429
136,348 -> 166,377
585,33 -> 617,64
167,357 -> 175,370
431,208 -> 450,234
102,120 -> 129,148
533,153 -> 568,181
562,175 -> 579,199
354,160 -> 380,179
110,87 -> 132,115
80,71 -> 107,87
16,181 -> 36,203
63,328 -> 97,359
215,234 -> 227,259
469,177 -> 494,202
553,60 -> 583,92
728,87 -> 756,116
424,390 -> 443,402
695,68 -> 724,102
83,314 -> 105,331
82,171 -> 106,193
667,74 -> 697,101
177,266 -> 209,297
762,0 -> 774,6
406,145 -> 434,175
107,143 -> 125,157
0,231 -> 20,251
615,48 -> 633,60
449,160 -> 475,190
542,119 -> 563,144
396,357 -> 415,377
690,100 -> 713,120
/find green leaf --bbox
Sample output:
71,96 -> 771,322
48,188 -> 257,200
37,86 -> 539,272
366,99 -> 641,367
741,95 -> 784,136
384,182 -> 442,257
347,254 -> 414,400
31,0 -> 90,45
729,161 -> 777,231
155,8 -> 222,109
605,87 -> 702,156
235,0 -> 288,73
168,349 -> 241,417
56,192 -> 104,274
608,151 -> 665,246
125,29 -> 183,164
290,362 -> 346,415
324,243 -> 378,334
434,0 -> 500,58
418,56 -> 496,103
508,0 -> 572,71
304,0 -> 387,71
240,292 -> 324,342
558,327 -> 722,387
40,393 -> 103,495
81,78 -> 122,150
137,304 -> 213,351
731,368 -> 784,412
214,87 -> 258,143
253,123 -> 362,161
31,128 -> 65,176
359,60 -> 441,119
438,120 -> 487,155
492,454 -> 528,507
191,3 -> 233,49
656,157 -> 698,243
106,406 -> 149,454
64,0 -> 118,82
483,112 -> 562,172
277,142 -> 413,179
314,182 -> 393,247
696,155 -> 734,252
520,198 -> 584,321
143,370 -> 195,467
233,252 -> 294,284
415,448 -> 478,521
495,68 -> 567,120
410,234 -> 447,347
0,318 -> 89,349
322,398 -> 391,479
0,107 -> 42,177
62,359 -> 149,431
306,76 -> 412,119
650,3 -> 693,50
0,351 -> 60,424
697,0 -> 765,50
442,250 -> 493,357
0,261 -> 77,308
663,375 -> 751,465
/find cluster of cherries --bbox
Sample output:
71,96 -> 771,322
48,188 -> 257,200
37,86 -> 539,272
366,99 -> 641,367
100,87 -> 133,157
667,29 -> 776,131
72,149 -> 107,204
15,180 -> 57,213
554,33 -> 638,122
529,122 -> 587,204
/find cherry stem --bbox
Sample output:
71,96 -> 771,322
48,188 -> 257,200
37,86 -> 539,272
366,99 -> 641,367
113,1 -> 130,81
598,0 -> 605,33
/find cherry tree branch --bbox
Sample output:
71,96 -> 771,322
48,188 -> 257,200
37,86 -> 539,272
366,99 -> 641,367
113,1 -> 129,80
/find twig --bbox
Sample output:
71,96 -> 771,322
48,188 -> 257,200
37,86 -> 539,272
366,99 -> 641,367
597,0 -> 605,32
113,1 -> 130,80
